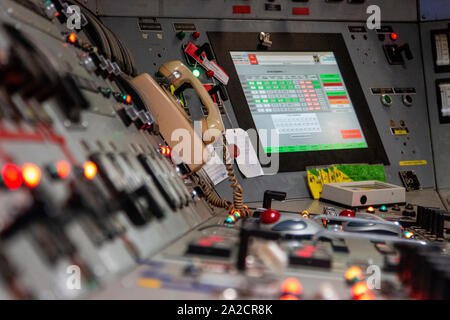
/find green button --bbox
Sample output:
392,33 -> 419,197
176,31 -> 186,40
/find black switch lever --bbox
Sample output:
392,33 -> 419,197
397,43 -> 413,60
194,43 -> 214,61
383,43 -> 413,65
262,190 -> 287,209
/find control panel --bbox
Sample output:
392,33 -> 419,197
0,0 -> 449,302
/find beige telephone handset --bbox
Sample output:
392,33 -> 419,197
131,60 -> 223,173
132,61 -> 247,216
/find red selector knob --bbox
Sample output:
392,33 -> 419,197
206,70 -> 215,78
339,209 -> 356,217
260,209 -> 281,224
192,31 -> 200,39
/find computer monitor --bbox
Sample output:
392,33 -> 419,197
208,32 -> 388,172
230,51 -> 368,154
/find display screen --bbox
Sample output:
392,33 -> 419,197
230,51 -> 368,153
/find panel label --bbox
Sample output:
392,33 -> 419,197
399,160 -> 428,166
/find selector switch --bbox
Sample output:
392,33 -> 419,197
402,94 -> 413,106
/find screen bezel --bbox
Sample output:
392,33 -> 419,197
208,32 -> 389,172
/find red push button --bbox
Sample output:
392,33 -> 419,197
260,209 -> 280,224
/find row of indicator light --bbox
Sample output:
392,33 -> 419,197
160,146 -> 172,156
279,266 -> 376,300
0,161 -> 98,190
224,206 -> 249,224
225,210 -> 241,224
366,205 -> 387,213
344,266 -> 375,300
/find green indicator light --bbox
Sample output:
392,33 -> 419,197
192,69 -> 201,78
380,205 -> 387,212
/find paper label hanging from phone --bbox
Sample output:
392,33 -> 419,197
184,42 -> 229,85
202,144 -> 228,185
225,128 -> 264,178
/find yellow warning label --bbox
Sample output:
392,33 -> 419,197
307,171 -> 322,200
393,129 -> 408,135
399,160 -> 428,166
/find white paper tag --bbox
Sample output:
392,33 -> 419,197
202,143 -> 228,185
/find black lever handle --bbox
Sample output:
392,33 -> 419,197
194,43 -> 214,61
397,43 -> 413,60
263,190 -> 287,209
207,84 -> 228,101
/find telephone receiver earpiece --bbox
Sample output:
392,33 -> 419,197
159,60 -> 225,142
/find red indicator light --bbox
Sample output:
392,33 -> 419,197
351,281 -> 370,299
281,278 -> 303,295
161,146 -> 171,156
83,161 -> 97,180
260,208 -> 280,224
67,33 -> 77,44
390,33 -> 398,41
345,266 -> 363,282
125,94 -> 132,104
357,292 -> 375,300
366,206 -> 375,213
56,160 -> 71,179
22,163 -> 41,188
280,294 -> 299,300
1,163 -> 23,190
